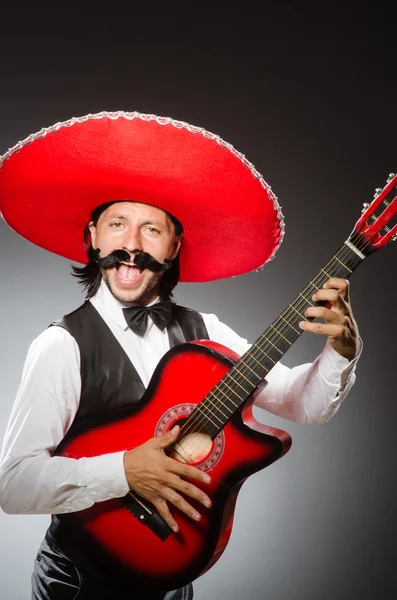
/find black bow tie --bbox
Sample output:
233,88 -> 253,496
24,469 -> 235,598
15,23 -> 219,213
122,301 -> 173,337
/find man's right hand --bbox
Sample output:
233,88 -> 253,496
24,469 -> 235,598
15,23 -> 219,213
123,425 -> 212,533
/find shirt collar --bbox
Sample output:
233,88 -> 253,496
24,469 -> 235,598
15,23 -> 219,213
90,279 -> 160,331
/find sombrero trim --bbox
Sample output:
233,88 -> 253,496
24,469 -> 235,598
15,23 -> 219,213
0,111 -> 285,266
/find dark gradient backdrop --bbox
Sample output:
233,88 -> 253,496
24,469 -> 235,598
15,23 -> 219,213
0,6 -> 396,600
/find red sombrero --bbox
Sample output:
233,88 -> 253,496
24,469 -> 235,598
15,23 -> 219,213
0,111 -> 284,282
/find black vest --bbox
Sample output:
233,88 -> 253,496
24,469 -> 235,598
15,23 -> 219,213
46,300 -> 209,589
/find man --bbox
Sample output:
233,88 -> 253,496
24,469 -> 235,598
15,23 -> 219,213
0,111 -> 360,599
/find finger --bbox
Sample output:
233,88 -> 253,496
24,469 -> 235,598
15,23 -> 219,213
305,306 -> 346,323
166,457 -> 212,485
299,321 -> 345,337
160,486 -> 203,523
311,289 -> 349,313
312,290 -> 350,315
322,277 -> 350,301
151,498 -> 180,533
168,474 -> 212,508
155,425 -> 180,449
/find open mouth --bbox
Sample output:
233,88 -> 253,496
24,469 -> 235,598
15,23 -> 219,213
116,261 -> 145,284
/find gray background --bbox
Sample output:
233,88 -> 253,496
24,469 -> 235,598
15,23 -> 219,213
1,5 -> 396,599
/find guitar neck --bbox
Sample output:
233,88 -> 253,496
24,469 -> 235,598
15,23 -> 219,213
185,172 -> 396,439
196,238 -> 367,439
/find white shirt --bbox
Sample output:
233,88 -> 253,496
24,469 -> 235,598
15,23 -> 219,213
0,281 -> 360,515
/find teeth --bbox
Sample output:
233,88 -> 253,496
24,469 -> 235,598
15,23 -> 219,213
120,261 -> 138,267
119,260 -> 143,271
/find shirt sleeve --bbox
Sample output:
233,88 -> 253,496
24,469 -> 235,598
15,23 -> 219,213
201,312 -> 362,425
0,326 -> 129,515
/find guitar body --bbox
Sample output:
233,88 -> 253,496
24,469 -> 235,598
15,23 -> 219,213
60,340 -> 292,590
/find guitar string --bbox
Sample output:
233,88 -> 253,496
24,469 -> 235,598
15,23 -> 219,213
170,249 -> 351,467
189,192 -> 396,486
171,224 -> 381,465
172,200 -> 395,468
172,202 -> 395,501
170,230 -> 367,466
156,188 -> 396,514
180,232 -> 366,417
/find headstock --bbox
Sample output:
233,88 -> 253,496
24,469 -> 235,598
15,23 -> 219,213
350,172 -> 397,256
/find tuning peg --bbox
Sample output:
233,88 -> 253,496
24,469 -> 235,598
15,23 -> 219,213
362,202 -> 370,213
374,188 -> 382,198
387,173 -> 396,183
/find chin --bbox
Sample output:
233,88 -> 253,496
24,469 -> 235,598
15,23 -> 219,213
105,272 -> 159,305
110,285 -> 146,304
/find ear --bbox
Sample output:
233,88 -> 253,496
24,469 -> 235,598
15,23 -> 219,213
88,221 -> 97,249
170,234 -> 183,260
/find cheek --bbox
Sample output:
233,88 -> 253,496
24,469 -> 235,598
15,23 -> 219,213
159,244 -> 176,261
142,238 -> 168,257
95,230 -> 123,251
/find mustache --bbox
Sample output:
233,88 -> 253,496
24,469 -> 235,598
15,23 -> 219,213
92,249 -> 172,272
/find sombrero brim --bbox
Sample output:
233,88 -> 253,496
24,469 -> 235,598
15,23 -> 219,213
0,111 -> 284,282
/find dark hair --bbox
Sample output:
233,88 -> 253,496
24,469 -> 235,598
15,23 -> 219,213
71,200 -> 183,300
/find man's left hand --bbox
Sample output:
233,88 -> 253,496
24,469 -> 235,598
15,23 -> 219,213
299,277 -> 359,361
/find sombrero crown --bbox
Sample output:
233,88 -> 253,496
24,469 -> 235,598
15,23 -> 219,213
0,111 -> 284,282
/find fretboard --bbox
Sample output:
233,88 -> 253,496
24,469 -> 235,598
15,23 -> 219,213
188,239 -> 366,439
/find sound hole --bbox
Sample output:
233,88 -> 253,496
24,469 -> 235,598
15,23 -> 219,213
155,403 -> 225,471
171,417 -> 213,465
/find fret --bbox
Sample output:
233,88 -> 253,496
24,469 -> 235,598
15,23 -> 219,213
334,244 -> 363,273
321,268 -> 332,278
298,292 -> 314,306
278,313 -> 300,334
260,334 -> 283,355
245,350 -> 272,368
288,303 -> 307,321
252,344 -> 276,364
232,362 -> 261,384
213,380 -> 241,408
227,373 -> 251,394
197,383 -> 241,432
334,255 -> 352,272
201,395 -> 231,421
194,402 -> 224,427
208,384 -> 240,409
187,409 -> 219,437
186,242 -> 366,438
186,411 -> 211,431
269,323 -> 292,345
308,280 -> 321,292
234,360 -> 264,380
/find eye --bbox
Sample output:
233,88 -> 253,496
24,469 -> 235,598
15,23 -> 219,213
144,226 -> 160,234
110,221 -> 123,228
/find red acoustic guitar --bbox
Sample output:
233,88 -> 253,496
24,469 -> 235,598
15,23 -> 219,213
60,173 -> 397,591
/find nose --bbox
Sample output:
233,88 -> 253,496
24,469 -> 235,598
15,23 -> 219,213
121,226 -> 143,254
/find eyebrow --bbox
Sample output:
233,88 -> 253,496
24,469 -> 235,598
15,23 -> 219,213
140,219 -> 163,227
105,213 -> 128,221
105,214 -> 166,227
